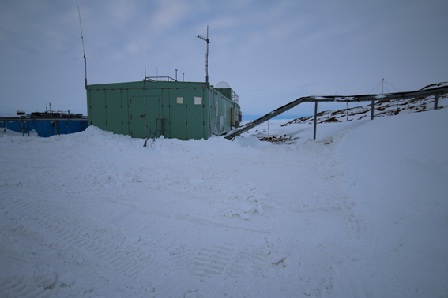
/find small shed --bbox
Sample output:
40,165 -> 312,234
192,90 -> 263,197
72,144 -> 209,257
86,78 -> 242,140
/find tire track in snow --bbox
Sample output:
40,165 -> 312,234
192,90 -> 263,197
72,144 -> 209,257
175,214 -> 272,233
0,274 -> 71,298
1,197 -> 70,298
1,195 -> 155,296
173,243 -> 270,279
0,276 -> 38,298
190,245 -> 234,277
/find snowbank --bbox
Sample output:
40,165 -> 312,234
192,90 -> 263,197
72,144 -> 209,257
1,109 -> 447,297
336,109 -> 448,296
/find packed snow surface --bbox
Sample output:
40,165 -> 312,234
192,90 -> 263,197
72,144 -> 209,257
1,108 -> 447,297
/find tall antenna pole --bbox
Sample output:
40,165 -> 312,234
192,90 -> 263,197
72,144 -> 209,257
78,6 -> 87,89
197,25 -> 210,85
206,25 -> 209,85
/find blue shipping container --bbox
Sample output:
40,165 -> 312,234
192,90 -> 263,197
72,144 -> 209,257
1,115 -> 88,137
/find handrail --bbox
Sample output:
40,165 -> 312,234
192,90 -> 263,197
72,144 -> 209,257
302,85 -> 448,103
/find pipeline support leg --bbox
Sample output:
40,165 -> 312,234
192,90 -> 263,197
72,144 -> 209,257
313,101 -> 318,140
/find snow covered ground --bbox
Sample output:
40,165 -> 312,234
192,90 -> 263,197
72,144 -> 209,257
1,105 -> 447,297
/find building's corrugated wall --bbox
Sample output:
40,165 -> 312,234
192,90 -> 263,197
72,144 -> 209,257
1,117 -> 88,137
87,80 -> 241,140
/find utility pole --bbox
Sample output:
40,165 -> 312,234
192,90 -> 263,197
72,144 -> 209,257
198,25 -> 210,85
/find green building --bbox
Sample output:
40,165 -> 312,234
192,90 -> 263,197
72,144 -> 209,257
86,78 -> 242,140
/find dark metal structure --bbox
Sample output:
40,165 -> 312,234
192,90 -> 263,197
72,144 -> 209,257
224,84 -> 448,140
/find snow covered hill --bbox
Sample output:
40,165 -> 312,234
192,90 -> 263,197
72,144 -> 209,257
283,92 -> 447,125
1,105 -> 447,297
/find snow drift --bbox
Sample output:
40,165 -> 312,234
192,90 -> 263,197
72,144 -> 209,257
1,106 -> 447,297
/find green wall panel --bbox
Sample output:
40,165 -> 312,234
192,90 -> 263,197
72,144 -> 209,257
186,93 -> 205,140
121,89 -> 130,135
106,90 -> 123,134
128,96 -> 146,138
168,90 -> 187,140
145,95 -> 162,138
91,90 -> 107,129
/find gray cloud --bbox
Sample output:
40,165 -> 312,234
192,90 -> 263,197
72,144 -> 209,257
1,0 -> 447,117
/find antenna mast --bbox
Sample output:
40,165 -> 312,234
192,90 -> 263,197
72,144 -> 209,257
78,6 -> 88,89
197,25 -> 210,85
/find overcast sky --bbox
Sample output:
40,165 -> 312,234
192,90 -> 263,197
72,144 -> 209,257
1,0 -> 447,117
